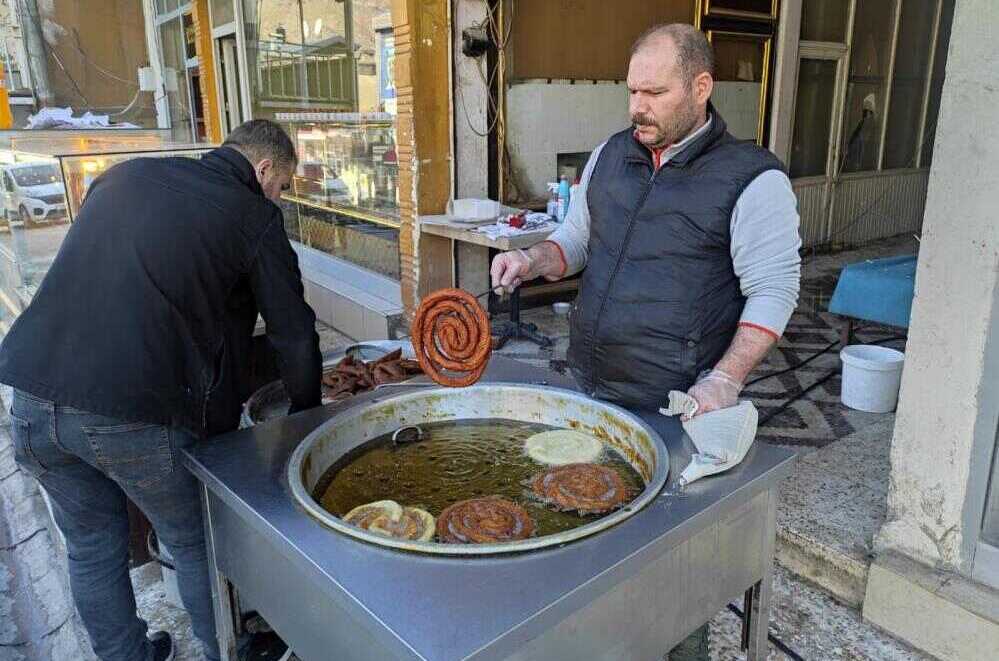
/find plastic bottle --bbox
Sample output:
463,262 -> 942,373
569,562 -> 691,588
546,183 -> 560,219
557,176 -> 571,222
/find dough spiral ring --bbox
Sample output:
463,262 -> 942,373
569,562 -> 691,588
412,288 -> 491,387
528,464 -> 632,515
342,500 -> 435,542
436,496 -> 535,544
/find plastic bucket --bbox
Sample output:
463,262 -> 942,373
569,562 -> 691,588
839,345 -> 905,413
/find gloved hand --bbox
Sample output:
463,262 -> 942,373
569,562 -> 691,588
685,369 -> 742,420
490,249 -> 534,294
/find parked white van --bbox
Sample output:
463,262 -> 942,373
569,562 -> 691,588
0,162 -> 68,227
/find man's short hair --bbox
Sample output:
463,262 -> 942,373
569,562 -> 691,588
222,119 -> 298,172
630,23 -> 714,84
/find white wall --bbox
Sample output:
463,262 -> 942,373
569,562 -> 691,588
453,0 -> 489,199
506,81 -> 630,201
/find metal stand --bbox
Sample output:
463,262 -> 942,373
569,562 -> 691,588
491,288 -> 553,349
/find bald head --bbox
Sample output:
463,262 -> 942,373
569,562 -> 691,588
630,23 -> 714,85
626,23 -> 714,149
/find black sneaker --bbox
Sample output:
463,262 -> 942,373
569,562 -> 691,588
149,631 -> 175,661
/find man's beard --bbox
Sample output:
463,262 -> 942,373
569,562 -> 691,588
632,94 -> 701,149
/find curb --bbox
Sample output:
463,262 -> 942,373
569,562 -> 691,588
0,411 -> 96,660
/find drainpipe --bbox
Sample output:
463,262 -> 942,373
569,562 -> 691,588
13,0 -> 51,107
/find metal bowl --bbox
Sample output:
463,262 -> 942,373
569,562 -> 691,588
287,384 -> 669,555
242,340 -> 416,427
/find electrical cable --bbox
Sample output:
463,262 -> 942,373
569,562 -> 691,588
745,337 -> 840,387
726,602 -> 806,661
757,335 -> 906,427
70,28 -> 141,88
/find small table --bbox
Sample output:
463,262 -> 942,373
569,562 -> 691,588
828,255 -> 917,344
420,215 -> 556,348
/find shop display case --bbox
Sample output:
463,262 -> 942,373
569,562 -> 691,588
278,113 -> 400,227
0,129 -> 213,326
278,113 -> 402,281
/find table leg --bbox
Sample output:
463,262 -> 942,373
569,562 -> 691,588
740,587 -> 754,650
490,288 -> 554,349
747,490 -> 778,660
840,318 -> 854,347
202,484 -> 240,661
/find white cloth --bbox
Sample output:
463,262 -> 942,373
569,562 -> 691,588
660,391 -> 758,487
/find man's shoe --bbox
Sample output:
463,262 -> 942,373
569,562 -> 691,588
150,631 -> 175,661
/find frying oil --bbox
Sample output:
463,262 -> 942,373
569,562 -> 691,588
315,419 -> 645,538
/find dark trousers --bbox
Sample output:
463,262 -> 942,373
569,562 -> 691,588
10,389 -> 220,661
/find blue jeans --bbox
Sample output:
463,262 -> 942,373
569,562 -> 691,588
10,390 -> 221,661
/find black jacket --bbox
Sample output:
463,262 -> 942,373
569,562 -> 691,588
568,111 -> 783,408
0,147 -> 322,436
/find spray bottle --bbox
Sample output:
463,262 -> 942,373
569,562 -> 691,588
557,176 -> 571,222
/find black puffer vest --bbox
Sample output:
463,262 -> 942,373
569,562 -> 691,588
568,111 -> 783,409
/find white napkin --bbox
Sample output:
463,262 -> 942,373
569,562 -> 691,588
659,391 -> 758,487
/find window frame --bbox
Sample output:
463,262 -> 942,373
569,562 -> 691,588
705,29 -> 774,145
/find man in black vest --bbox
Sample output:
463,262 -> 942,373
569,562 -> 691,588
491,24 -> 801,659
0,120 -> 322,661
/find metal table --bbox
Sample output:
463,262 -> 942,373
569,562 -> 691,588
184,356 -> 794,661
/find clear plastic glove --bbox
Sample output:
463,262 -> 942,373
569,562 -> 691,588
685,369 -> 742,420
490,249 -> 533,294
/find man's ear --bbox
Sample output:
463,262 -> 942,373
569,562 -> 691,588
255,158 -> 274,180
693,72 -> 713,106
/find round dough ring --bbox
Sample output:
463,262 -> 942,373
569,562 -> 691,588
525,430 -> 604,466
343,500 -> 436,542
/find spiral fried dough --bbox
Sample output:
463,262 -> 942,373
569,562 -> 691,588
412,288 -> 491,387
436,496 -> 535,544
343,500 -> 435,542
529,464 -> 632,515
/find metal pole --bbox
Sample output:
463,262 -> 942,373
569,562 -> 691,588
296,0 -> 307,100
14,0 -> 51,107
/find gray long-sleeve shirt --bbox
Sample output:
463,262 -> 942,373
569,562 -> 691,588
547,118 -> 802,337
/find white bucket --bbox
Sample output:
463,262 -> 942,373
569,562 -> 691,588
840,345 -> 905,413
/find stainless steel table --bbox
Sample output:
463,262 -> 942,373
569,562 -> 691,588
184,356 -> 794,661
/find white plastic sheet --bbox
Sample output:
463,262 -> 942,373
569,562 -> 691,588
26,107 -> 138,130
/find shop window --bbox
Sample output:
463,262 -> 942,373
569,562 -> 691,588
800,0 -> 850,43
210,0 -> 235,27
883,0 -> 939,169
789,59 -> 838,179
287,204 -> 401,281
839,0 -> 895,173
242,0 -> 399,276
241,0 -> 353,113
708,31 -> 771,143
